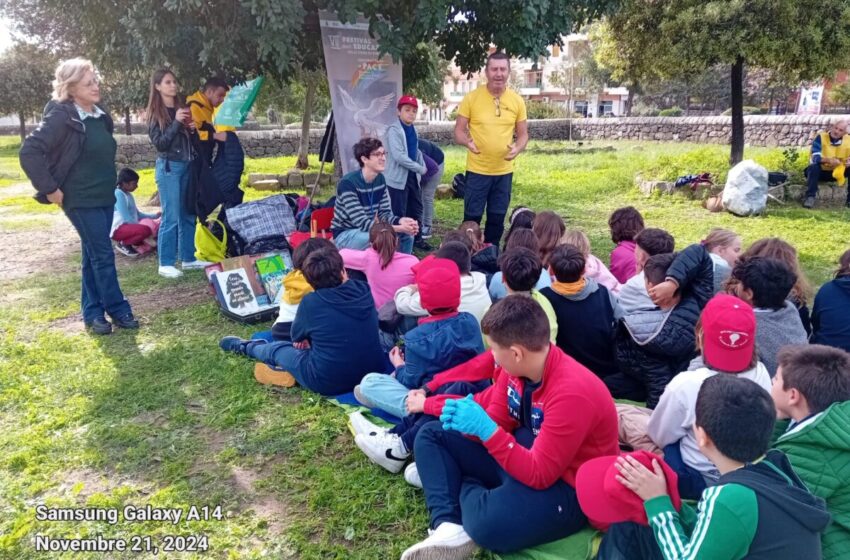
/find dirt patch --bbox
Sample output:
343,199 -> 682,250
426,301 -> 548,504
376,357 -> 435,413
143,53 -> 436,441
48,282 -> 212,333
230,465 -> 291,534
0,215 -> 77,283
54,467 -> 154,500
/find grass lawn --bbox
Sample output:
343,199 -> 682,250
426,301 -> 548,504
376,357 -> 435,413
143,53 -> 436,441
1,136 -> 849,559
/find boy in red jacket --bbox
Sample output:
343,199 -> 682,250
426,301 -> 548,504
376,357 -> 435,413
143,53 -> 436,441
401,295 -> 619,559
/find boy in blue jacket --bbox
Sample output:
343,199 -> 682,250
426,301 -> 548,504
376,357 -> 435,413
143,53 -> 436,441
219,245 -> 389,396
352,256 -> 485,473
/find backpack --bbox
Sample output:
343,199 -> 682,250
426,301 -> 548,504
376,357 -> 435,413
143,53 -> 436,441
452,173 -> 466,199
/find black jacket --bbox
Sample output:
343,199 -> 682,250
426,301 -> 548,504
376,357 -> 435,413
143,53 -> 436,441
614,244 -> 714,408
471,244 -> 500,285
148,112 -> 193,162
20,100 -> 114,204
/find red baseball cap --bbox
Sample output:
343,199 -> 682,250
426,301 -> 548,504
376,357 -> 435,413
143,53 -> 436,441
413,256 -> 460,314
576,451 -> 681,526
701,293 -> 756,372
397,94 -> 419,109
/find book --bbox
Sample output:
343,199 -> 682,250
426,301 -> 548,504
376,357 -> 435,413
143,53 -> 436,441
214,268 -> 260,316
255,254 -> 289,305
205,263 -> 224,299
221,255 -> 269,306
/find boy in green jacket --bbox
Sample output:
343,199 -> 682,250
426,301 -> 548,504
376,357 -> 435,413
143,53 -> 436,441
772,344 -> 850,560
595,374 -> 830,560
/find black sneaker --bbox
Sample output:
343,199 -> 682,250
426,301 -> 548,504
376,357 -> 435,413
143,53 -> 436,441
112,313 -> 140,329
114,242 -> 139,257
219,336 -> 256,355
413,239 -> 433,252
803,196 -> 816,209
85,317 -> 113,335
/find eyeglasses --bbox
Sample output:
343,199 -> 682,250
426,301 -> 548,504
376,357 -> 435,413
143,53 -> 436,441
370,150 -> 387,158
493,97 -> 501,117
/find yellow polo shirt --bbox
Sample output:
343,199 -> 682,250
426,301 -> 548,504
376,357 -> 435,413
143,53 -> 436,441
458,86 -> 527,176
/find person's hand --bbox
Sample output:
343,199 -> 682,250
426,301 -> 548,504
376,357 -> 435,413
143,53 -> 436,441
293,340 -> 311,350
46,189 -> 64,207
504,143 -> 521,161
175,107 -> 191,126
396,217 -> 419,236
440,394 -> 498,441
615,455 -> 669,502
406,389 -> 426,414
844,156 -> 850,166
389,346 -> 405,368
648,279 -> 679,308
186,120 -> 197,133
466,138 -> 481,154
213,132 -> 227,142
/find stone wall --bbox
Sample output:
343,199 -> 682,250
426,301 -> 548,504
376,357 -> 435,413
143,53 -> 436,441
112,115 -> 848,168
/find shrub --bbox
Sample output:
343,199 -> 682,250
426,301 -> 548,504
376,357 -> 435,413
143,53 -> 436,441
721,106 -> 766,116
525,100 -> 569,119
447,106 -> 458,121
658,107 -> 683,117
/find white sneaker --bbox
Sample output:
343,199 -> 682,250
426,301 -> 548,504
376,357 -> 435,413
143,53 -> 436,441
158,265 -> 183,278
400,522 -> 477,560
404,462 -> 422,489
349,411 -> 388,438
354,432 -> 409,474
182,260 -> 213,270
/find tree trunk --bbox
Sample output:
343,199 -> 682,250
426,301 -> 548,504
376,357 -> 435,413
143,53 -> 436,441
18,112 -> 26,142
296,78 -> 317,170
730,56 -> 745,165
124,106 -> 132,135
626,89 -> 634,117
685,91 -> 691,116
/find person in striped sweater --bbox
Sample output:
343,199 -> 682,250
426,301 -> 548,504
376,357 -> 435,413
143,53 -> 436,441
331,137 -> 419,254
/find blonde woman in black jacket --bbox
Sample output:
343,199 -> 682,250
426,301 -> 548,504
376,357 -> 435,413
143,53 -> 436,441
20,57 -> 137,335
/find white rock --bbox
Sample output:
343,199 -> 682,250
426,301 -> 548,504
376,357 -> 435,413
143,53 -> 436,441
722,160 -> 768,216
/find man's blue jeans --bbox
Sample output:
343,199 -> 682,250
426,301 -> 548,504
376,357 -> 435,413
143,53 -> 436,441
64,206 -> 132,323
155,158 -> 196,266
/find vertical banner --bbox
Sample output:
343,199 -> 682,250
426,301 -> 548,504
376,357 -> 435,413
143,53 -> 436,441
797,83 -> 824,115
320,12 -> 403,174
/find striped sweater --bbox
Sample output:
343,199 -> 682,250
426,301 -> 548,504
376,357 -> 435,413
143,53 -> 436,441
331,170 -> 399,237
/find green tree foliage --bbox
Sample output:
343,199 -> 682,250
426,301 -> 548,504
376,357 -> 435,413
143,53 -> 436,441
0,44 -> 56,141
827,81 -> 850,112
604,0 -> 850,164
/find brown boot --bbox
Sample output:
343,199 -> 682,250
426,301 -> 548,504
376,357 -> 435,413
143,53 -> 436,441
254,363 -> 296,388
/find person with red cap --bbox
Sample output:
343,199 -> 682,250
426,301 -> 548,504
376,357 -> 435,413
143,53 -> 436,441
587,375 -> 830,560
385,94 -> 431,251
351,256 -> 485,473
646,293 -> 771,500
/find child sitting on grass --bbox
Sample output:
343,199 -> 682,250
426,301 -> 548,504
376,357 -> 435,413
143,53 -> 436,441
648,294 -> 771,500
395,241 -> 491,323
607,206 -> 645,284
489,228 -> 551,301
811,249 -> 850,353
541,243 -> 622,380
532,210 -> 565,270
772,344 -> 850,560
219,245 -> 389,396
594,374 -> 830,560
339,221 -> 419,309
111,168 -> 161,257
501,206 -> 535,251
270,237 -> 332,342
701,227 -> 742,294
351,257 -> 485,473
461,221 -> 500,283
401,296 -> 619,558
562,228 -> 621,294
498,248 -> 558,342
728,256 -> 808,377
618,228 -> 675,314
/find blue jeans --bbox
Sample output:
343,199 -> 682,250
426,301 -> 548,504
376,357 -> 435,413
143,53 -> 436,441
359,372 -> 410,418
414,422 -> 587,553
421,162 -> 444,229
334,228 -> 413,255
663,443 -> 708,501
805,162 -> 850,198
463,171 -> 512,245
64,206 -> 132,323
155,158 -> 196,266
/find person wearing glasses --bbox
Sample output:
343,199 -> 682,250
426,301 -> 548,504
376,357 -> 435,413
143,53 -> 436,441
331,137 -> 419,254
455,52 -> 529,246
20,58 -> 138,335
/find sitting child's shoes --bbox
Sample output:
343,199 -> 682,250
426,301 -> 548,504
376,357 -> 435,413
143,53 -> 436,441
354,431 -> 409,474
112,313 -> 140,329
400,522 -> 477,560
254,363 -> 296,387
219,336 -> 252,355
85,317 -> 113,335
348,410 -> 388,438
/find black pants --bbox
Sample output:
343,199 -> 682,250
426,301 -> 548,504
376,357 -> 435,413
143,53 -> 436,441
388,171 -> 424,241
805,163 -> 850,198
463,171 -> 512,245
597,522 -> 664,560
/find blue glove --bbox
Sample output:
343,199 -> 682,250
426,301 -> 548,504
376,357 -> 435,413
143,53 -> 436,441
440,394 -> 498,441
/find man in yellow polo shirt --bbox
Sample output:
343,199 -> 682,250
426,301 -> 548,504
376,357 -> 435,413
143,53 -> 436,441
804,119 -> 850,209
454,52 -> 529,244
187,77 -> 233,161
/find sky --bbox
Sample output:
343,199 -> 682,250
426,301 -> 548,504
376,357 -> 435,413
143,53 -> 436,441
0,17 -> 16,53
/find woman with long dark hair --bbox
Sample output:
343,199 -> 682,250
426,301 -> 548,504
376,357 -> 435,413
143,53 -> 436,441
147,68 -> 209,278
20,58 -> 137,335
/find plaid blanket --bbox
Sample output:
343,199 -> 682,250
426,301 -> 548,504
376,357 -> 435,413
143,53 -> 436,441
225,194 -> 296,243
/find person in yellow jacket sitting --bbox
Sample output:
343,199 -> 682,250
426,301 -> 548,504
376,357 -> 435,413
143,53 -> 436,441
804,119 -> 850,209
186,77 -> 234,160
